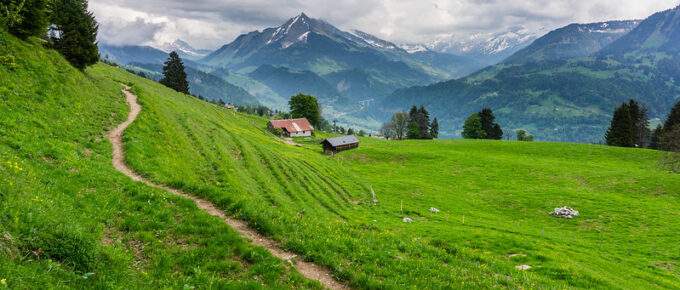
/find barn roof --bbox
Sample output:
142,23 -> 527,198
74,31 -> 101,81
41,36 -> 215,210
323,135 -> 359,147
269,118 -> 314,133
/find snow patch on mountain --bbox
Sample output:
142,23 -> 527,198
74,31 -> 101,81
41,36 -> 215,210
398,43 -> 429,54
349,30 -> 399,51
425,27 -> 538,57
157,39 -> 210,57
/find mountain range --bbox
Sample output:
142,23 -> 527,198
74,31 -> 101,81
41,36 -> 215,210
158,39 -> 213,60
405,27 -> 539,65
97,6 -> 680,142
201,13 -> 481,84
504,20 -> 639,64
384,6 -> 680,142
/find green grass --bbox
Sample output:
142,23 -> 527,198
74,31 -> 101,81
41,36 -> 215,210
2,31 -> 679,289
109,56 -> 680,288
0,32 -> 319,289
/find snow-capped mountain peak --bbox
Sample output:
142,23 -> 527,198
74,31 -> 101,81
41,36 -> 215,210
348,30 -> 400,51
268,13 -> 312,46
432,28 -> 537,55
397,43 -> 429,54
157,39 -> 211,58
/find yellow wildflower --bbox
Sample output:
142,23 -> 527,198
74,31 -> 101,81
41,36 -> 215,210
1,278 -> 6,285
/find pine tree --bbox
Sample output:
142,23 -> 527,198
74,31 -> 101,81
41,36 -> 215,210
628,99 -> 650,147
8,0 -> 49,39
605,103 -> 634,147
663,101 -> 680,135
634,104 -> 651,147
462,113 -> 486,139
0,1 -> 24,31
408,106 -> 418,118
49,0 -> 99,70
347,128 -> 355,135
430,118 -> 439,139
478,108 -> 503,140
159,51 -> 190,94
650,124 -> 664,150
417,105 -> 431,139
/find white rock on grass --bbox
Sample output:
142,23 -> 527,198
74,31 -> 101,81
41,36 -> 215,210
403,217 -> 413,223
430,207 -> 440,213
515,265 -> 532,270
549,206 -> 579,219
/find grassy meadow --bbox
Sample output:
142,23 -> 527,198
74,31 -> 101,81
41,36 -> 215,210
0,32 -> 318,289
1,31 -> 679,289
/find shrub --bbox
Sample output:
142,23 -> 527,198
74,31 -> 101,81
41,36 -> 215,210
270,127 -> 284,136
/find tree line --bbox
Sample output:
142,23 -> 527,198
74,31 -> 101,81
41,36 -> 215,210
605,100 -> 680,171
2,0 -> 99,70
605,99 -> 680,151
381,105 -> 438,140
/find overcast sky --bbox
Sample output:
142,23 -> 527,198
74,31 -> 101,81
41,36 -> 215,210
90,0 -> 680,49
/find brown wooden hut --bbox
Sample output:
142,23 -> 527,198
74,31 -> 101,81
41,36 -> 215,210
321,135 -> 359,154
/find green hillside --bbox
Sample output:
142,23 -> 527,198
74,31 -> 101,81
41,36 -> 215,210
386,57 -> 680,142
0,32 -> 317,289
2,31 -> 680,289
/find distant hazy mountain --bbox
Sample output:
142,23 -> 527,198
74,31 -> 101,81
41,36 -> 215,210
201,13 -> 481,86
418,27 -> 538,65
131,62 -> 260,106
382,6 -> 680,142
99,43 -> 204,69
99,44 -> 169,65
505,21 -> 639,64
598,6 -> 680,58
248,65 -> 344,104
321,68 -> 394,101
157,39 -> 213,61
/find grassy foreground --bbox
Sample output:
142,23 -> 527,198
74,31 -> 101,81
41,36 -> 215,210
2,31 -> 679,289
0,32 -> 318,289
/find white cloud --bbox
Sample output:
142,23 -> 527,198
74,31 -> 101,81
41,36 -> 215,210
89,0 -> 680,49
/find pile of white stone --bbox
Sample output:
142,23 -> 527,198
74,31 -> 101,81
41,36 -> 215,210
549,206 -> 579,219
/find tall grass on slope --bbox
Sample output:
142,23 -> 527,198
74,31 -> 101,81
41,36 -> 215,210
0,32 -> 319,289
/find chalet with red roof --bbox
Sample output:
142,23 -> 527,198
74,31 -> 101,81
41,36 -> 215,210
267,118 -> 314,137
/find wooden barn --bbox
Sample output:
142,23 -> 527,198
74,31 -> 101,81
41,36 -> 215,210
321,135 -> 359,154
268,118 -> 314,137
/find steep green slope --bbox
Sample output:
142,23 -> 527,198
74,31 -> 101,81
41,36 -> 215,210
598,5 -> 680,58
0,32 -> 316,289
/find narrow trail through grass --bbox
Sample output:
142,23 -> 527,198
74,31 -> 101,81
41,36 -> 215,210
108,84 -> 348,290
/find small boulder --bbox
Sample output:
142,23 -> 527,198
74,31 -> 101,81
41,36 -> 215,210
430,207 -> 440,213
403,217 -> 413,223
515,265 -> 532,270
549,206 -> 579,219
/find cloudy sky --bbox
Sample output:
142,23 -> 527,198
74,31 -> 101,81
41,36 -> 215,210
90,0 -> 680,50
